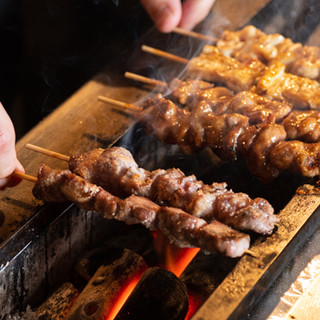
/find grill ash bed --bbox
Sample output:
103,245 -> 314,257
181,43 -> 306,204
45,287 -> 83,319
1,0 -> 320,319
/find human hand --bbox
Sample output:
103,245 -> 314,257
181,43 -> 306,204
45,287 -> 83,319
0,103 -> 24,189
140,0 -> 216,33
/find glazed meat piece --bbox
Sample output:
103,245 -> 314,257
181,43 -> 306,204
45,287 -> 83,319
217,25 -> 320,81
33,164 -> 251,257
282,110 -> 320,142
217,25 -> 285,63
187,45 -> 266,92
239,123 -> 287,180
70,146 -> 278,235
270,141 -> 320,177
255,62 -> 320,110
220,91 -> 292,124
137,94 -> 249,158
169,78 -> 215,105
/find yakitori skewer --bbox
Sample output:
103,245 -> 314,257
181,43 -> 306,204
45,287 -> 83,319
16,163 -> 254,258
25,143 -> 278,235
96,94 -> 320,179
141,44 -> 320,109
124,71 -> 293,125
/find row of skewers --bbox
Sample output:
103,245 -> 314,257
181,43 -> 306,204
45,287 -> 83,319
16,25 -> 320,258
17,144 -> 279,258
97,25 -> 320,181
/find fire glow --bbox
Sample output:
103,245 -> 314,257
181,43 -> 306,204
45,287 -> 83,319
164,244 -> 200,277
104,272 -> 144,320
104,231 -> 201,319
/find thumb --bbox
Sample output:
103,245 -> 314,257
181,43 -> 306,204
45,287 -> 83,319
179,0 -> 216,30
140,0 -> 182,33
0,103 -> 24,189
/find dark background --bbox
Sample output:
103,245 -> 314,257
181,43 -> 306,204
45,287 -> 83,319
0,0 -> 152,139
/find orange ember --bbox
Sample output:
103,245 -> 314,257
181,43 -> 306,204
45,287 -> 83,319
165,245 -> 200,277
185,292 -> 203,320
104,272 -> 144,320
153,230 -> 200,277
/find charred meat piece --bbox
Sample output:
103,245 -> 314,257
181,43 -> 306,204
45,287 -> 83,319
33,164 -> 250,257
169,78 -> 216,105
282,110 -> 320,142
70,147 -> 278,235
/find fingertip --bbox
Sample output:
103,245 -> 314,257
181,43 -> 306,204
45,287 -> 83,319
155,5 -> 182,33
179,0 -> 216,30
140,0 -> 182,33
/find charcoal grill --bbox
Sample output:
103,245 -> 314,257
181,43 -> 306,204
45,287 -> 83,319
1,0 -> 320,318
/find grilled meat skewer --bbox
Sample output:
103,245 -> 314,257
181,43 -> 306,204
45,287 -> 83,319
135,94 -> 320,179
26,144 -> 278,235
187,46 -> 320,110
33,164 -> 251,258
69,147 -> 278,235
169,78 -> 292,124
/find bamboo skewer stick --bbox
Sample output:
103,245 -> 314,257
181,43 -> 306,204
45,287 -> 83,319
141,45 -> 189,64
97,95 -> 142,112
26,143 -> 70,161
124,72 -> 168,88
172,27 -> 216,42
13,171 -> 38,182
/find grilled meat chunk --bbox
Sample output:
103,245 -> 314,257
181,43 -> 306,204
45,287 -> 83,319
187,45 -> 266,92
256,62 -> 320,110
270,141 -> 320,177
222,91 -> 292,124
282,110 -> 320,142
217,25 -> 320,81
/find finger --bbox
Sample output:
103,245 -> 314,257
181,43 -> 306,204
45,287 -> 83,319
6,160 -> 25,188
0,103 -> 24,189
179,0 -> 216,30
140,0 -> 182,33
0,161 -> 25,189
